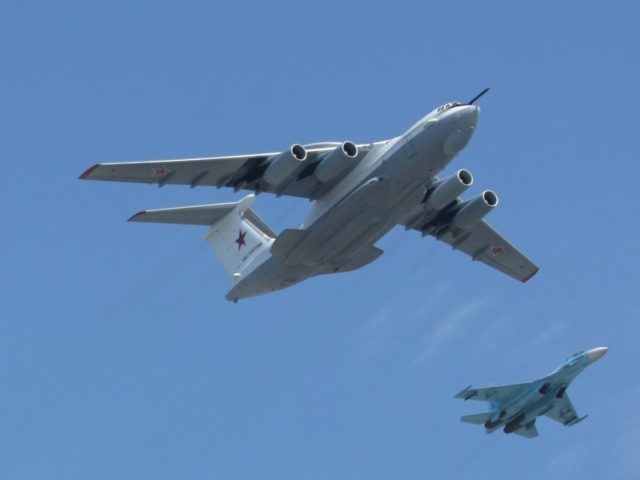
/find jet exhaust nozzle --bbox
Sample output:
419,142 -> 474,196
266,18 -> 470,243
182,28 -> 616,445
452,190 -> 498,230
263,144 -> 308,187
424,169 -> 473,211
314,141 -> 359,183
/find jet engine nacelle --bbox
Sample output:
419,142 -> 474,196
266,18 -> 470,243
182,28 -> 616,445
452,190 -> 498,230
314,141 -> 358,183
263,144 -> 307,187
503,413 -> 525,434
424,169 -> 473,211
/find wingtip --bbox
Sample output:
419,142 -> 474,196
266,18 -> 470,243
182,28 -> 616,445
79,164 -> 100,179
454,385 -> 472,399
128,210 -> 147,222
522,267 -> 539,283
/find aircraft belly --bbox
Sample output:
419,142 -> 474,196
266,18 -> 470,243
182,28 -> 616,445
331,221 -> 392,262
226,256 -> 324,301
279,131 -> 448,270
285,177 -> 391,265
304,209 -> 385,265
503,397 -> 551,431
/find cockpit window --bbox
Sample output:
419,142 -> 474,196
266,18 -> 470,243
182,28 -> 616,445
566,351 -> 584,363
436,102 -> 462,113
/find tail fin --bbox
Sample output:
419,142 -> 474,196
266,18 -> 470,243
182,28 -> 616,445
460,412 -> 493,425
203,196 -> 275,281
129,194 -> 275,282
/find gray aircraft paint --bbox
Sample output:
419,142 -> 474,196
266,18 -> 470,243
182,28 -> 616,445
226,106 -> 478,300
81,95 -> 537,301
456,347 -> 608,438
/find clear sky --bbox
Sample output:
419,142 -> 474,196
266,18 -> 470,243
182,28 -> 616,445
2,1 -> 639,478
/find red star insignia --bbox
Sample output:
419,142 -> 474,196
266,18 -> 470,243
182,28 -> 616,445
153,167 -> 168,177
490,246 -> 505,256
235,230 -> 247,250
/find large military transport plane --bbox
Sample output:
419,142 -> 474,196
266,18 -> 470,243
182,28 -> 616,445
455,347 -> 608,438
80,89 -> 538,301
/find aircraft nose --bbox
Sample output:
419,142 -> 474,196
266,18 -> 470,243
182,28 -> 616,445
443,105 -> 480,155
462,105 -> 480,128
587,346 -> 609,363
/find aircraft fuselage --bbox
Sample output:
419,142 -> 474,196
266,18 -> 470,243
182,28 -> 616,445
483,348 -> 607,434
227,105 -> 480,301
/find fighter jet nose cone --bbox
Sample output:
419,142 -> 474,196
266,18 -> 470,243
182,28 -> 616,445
587,346 -> 609,363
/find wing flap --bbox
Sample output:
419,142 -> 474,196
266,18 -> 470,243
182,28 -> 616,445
434,220 -> 539,282
80,143 -> 376,199
544,394 -> 585,426
455,382 -> 533,403
80,154 -> 270,188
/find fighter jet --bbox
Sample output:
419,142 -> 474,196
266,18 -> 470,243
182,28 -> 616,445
455,347 -> 608,438
80,89 -> 538,301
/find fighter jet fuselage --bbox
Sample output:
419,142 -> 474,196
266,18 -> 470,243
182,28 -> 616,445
456,347 -> 608,438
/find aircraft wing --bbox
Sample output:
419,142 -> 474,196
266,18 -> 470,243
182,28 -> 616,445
433,219 -> 538,282
79,143 -> 375,199
405,191 -> 538,282
544,394 -> 586,426
455,382 -> 533,404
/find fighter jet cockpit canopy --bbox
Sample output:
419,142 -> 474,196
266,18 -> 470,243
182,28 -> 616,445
566,350 -> 585,364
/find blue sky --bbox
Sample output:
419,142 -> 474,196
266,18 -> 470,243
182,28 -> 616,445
2,1 -> 639,478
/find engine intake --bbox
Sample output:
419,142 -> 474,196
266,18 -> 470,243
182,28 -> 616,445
314,141 -> 358,183
539,382 -> 551,395
263,144 -> 307,187
425,169 -> 473,211
452,190 -> 498,230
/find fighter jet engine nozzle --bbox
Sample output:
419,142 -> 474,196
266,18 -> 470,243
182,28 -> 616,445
263,144 -> 308,187
452,190 -> 498,230
424,169 -> 473,211
314,142 -> 359,183
587,346 -> 609,364
503,414 -> 525,434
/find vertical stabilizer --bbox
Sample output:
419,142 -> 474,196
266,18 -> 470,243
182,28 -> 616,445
129,194 -> 275,284
203,195 -> 275,283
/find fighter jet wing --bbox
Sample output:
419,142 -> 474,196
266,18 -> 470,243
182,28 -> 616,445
79,143 -> 375,199
544,394 -> 586,426
455,382 -> 533,403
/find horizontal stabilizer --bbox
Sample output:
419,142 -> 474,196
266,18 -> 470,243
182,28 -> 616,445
461,412 -> 492,425
129,195 -> 256,226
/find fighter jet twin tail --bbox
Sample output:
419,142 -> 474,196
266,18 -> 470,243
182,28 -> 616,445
80,88 -> 538,302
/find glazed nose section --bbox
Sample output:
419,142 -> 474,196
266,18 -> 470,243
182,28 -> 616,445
443,105 -> 480,155
587,346 -> 609,364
